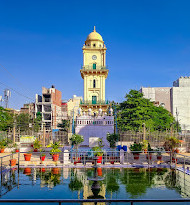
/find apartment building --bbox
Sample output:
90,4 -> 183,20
35,86 -> 63,130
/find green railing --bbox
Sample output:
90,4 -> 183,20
80,100 -> 109,105
81,65 -> 108,70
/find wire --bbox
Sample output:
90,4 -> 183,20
0,81 -> 34,101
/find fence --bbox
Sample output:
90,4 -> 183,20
119,131 -> 190,152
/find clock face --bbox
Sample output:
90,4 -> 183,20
92,55 -> 97,60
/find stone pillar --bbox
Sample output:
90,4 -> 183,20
120,149 -> 124,164
63,149 -> 70,164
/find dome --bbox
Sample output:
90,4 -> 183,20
86,26 -> 103,42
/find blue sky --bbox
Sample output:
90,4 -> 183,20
0,0 -> 190,109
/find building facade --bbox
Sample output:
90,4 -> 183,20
75,27 -> 114,146
140,76 -> 190,131
35,86 -> 63,130
80,26 -> 109,114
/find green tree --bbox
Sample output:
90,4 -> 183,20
16,113 -> 31,132
0,106 -> 14,131
33,112 -> 42,132
57,119 -> 70,132
117,90 -> 178,132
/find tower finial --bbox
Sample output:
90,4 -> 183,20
94,26 -> 96,32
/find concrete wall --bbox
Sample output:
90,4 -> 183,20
75,115 -> 114,146
140,87 -> 171,112
171,87 -> 190,130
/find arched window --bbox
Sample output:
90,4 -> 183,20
93,79 -> 96,88
93,44 -> 96,47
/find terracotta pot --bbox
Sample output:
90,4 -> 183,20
52,154 -> 59,161
157,155 -> 162,160
175,149 -> 180,153
34,148 -> 38,152
97,168 -> 102,176
40,155 -> 46,161
172,157 -> 177,163
146,154 -> 152,160
0,149 -> 5,153
15,149 -> 19,153
52,168 -> 60,175
23,168 -> 31,175
133,153 -> 140,160
40,168 -> 46,172
24,153 -> 32,161
97,156 -> 102,163
73,157 -> 81,164
10,159 -> 16,166
144,149 -> 147,154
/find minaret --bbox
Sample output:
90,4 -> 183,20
80,27 -> 109,114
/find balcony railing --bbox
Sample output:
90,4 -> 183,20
80,100 -> 109,105
81,65 -> 108,70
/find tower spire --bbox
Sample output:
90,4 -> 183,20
94,26 -> 96,32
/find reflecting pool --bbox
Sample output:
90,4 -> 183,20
0,167 -> 190,205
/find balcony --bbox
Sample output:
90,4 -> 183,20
80,100 -> 109,105
81,65 -> 108,70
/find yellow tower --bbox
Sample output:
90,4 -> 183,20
80,27 -> 109,114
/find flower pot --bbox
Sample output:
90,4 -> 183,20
97,156 -> 102,163
40,168 -> 46,172
15,149 -> 19,153
52,154 -> 59,161
74,157 -> 81,164
175,148 -> 180,153
10,159 -> 16,166
172,157 -> 177,163
123,146 -> 127,151
157,155 -> 162,160
146,154 -> 152,160
52,168 -> 60,175
24,153 -> 32,161
133,153 -> 140,160
144,149 -> 147,154
97,168 -> 102,176
0,149 -> 5,153
40,155 -> 46,161
23,168 -> 31,175
34,148 -> 38,152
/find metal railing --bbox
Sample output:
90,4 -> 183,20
80,100 -> 109,105
81,65 -> 108,70
0,199 -> 189,204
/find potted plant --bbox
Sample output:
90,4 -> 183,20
163,136 -> 180,163
24,151 -> 32,161
146,143 -> 153,160
33,139 -> 42,152
48,141 -> 62,161
92,138 -> 104,163
70,134 -> 84,163
130,142 -> 143,160
40,149 -> 46,161
106,133 -> 120,149
0,139 -> 11,153
10,156 -> 17,166
156,148 -> 164,160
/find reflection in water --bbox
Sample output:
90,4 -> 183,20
0,167 -> 189,200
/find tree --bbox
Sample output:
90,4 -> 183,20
16,113 -> 31,132
106,133 -> 120,148
0,106 -> 14,131
117,90 -> 178,132
70,134 -> 84,150
57,119 -> 70,132
33,112 -> 42,132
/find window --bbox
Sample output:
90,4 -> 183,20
93,79 -> 96,88
93,63 -> 96,69
93,44 -> 96,47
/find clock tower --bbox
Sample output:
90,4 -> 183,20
80,27 -> 109,114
